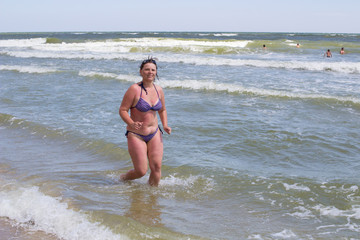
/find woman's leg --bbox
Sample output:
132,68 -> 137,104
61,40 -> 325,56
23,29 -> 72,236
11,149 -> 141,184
147,130 -> 163,186
121,134 -> 148,181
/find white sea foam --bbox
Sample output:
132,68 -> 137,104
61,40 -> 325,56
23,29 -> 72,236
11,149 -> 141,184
0,65 -> 59,74
213,33 -> 238,37
314,204 -> 360,219
1,37 -> 359,74
0,38 -> 46,47
0,185 -> 128,240
248,234 -> 264,239
159,79 -> 359,104
79,71 -> 119,79
1,38 -> 360,75
0,37 -> 250,53
177,56 -> 360,74
78,71 -> 139,83
129,37 -> 250,48
341,184 -> 359,192
106,172 -> 215,192
271,229 -> 297,239
287,206 -> 314,219
161,174 -> 215,190
76,70 -> 360,105
283,183 -> 311,191
1,50 -> 126,60
3,46 -> 359,74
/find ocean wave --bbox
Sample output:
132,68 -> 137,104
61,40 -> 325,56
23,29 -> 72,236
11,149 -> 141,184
248,177 -> 360,236
0,38 -> 46,47
0,49 -> 360,74
77,71 -> 360,105
283,183 -> 311,191
213,33 -> 239,37
0,184 -> 128,240
0,64 -> 59,74
314,204 -> 360,219
1,38 -> 359,74
78,71 -> 139,82
2,36 -> 360,56
172,57 -> 360,74
271,229 -> 297,239
0,113 -> 69,138
161,79 -> 360,105
45,37 -> 62,44
0,113 -> 129,161
0,37 -> 251,55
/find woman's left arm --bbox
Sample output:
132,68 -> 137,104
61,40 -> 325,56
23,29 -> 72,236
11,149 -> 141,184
158,87 -> 171,134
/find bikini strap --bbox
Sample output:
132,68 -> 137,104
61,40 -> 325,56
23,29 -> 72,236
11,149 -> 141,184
138,82 -> 148,96
153,84 -> 160,98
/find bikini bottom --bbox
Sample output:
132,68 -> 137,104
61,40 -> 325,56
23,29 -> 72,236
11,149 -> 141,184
125,126 -> 163,143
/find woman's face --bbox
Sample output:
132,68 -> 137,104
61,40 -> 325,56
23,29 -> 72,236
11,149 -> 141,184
140,63 -> 157,81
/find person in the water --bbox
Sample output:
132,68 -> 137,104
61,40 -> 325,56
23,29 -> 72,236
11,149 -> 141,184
324,49 -> 332,58
119,57 -> 171,186
340,47 -> 345,55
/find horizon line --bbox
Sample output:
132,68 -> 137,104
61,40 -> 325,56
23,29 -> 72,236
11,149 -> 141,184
0,30 -> 359,34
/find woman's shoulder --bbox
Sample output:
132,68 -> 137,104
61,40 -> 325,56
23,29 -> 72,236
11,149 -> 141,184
124,83 -> 141,98
154,83 -> 163,91
154,84 -> 165,97
128,82 -> 141,91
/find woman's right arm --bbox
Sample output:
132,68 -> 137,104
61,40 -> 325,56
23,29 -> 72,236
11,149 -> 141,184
119,85 -> 143,130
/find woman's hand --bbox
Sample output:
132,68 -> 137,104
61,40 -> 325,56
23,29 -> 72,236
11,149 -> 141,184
131,121 -> 143,130
163,126 -> 172,135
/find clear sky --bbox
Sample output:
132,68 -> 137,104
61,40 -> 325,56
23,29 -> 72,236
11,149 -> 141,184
1,0 -> 359,33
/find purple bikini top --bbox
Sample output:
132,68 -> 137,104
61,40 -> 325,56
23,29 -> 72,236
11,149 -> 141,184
132,82 -> 162,112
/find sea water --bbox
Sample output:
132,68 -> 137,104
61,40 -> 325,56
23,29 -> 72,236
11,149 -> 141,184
0,32 -> 360,239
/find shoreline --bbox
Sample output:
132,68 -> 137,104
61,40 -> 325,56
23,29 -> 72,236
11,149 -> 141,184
0,218 -> 59,240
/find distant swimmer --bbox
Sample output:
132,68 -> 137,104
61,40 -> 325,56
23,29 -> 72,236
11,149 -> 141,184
324,49 -> 332,58
296,43 -> 300,48
340,47 -> 345,55
263,44 -> 267,49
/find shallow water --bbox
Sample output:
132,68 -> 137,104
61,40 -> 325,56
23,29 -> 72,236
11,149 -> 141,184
1,32 -> 360,239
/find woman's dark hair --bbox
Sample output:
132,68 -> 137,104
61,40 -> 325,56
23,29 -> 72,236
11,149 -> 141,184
140,57 -> 159,80
140,57 -> 158,70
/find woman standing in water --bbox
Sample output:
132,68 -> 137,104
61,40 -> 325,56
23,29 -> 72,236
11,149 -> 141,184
119,58 -> 171,186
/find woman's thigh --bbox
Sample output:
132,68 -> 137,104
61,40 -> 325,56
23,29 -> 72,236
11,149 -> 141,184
127,134 -> 148,172
147,130 -> 163,169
